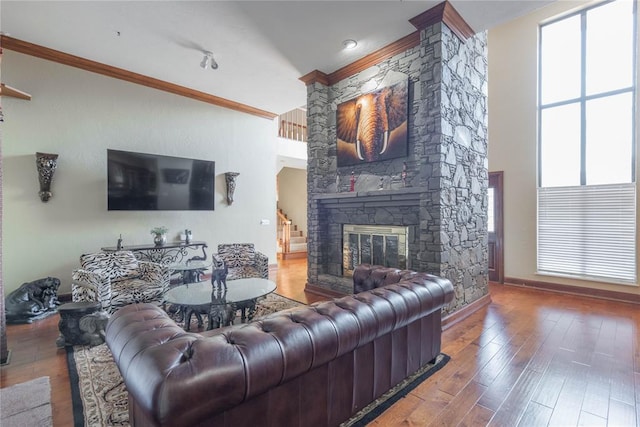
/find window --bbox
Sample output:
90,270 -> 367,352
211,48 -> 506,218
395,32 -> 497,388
537,0 -> 637,284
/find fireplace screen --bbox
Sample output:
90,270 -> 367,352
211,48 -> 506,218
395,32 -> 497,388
343,225 -> 408,276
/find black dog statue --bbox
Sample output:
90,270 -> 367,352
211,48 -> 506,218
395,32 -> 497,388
5,277 -> 61,323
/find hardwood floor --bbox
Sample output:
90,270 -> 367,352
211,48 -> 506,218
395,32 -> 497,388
1,260 -> 638,426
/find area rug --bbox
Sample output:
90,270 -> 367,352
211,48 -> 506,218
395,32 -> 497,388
340,353 -> 450,427
66,293 -> 304,427
0,376 -> 53,426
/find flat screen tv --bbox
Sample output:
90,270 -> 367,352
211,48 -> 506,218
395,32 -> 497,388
107,149 -> 215,211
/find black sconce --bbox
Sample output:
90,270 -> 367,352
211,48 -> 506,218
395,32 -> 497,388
35,152 -> 58,202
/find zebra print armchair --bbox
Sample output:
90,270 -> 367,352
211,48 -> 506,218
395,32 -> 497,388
71,251 -> 170,314
215,243 -> 269,280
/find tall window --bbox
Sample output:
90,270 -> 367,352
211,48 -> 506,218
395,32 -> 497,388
537,0 -> 637,284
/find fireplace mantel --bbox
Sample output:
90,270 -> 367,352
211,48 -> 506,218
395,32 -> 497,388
313,186 -> 428,207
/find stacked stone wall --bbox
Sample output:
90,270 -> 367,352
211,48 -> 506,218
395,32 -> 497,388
306,21 -> 488,314
437,27 -> 488,310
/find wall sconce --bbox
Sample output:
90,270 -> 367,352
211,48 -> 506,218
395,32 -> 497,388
35,152 -> 58,202
225,172 -> 240,205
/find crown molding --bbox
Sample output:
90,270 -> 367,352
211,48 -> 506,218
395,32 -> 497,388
409,1 -> 474,41
0,35 -> 277,120
300,1 -> 474,87
328,32 -> 420,85
299,32 -> 420,87
299,70 -> 330,86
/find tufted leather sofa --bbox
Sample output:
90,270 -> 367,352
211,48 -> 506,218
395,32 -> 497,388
105,264 -> 454,427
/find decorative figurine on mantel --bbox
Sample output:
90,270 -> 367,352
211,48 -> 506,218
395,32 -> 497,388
184,229 -> 192,244
379,176 -> 384,190
350,171 -> 356,192
116,234 -> 124,250
402,162 -> 407,187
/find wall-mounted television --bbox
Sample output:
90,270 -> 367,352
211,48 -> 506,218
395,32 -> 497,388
107,149 -> 215,211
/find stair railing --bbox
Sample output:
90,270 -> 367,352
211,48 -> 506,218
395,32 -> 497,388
277,210 -> 291,253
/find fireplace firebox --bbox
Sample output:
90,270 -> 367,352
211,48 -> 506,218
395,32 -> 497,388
342,224 -> 408,276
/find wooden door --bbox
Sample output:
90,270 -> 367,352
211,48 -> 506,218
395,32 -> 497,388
488,172 -> 504,283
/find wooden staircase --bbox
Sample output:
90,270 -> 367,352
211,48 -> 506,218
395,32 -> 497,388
277,209 -> 307,260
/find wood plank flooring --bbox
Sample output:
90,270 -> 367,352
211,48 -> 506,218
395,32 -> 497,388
1,259 -> 638,426
372,283 -> 640,427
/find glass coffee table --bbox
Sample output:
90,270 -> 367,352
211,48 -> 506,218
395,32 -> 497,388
164,278 -> 277,331
168,260 -> 212,284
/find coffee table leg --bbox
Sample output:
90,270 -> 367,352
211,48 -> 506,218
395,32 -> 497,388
209,304 -> 223,329
246,300 -> 258,322
233,299 -> 259,323
184,307 -> 193,331
208,303 -> 236,330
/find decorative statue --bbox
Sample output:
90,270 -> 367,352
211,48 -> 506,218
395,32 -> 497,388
350,171 -> 356,192
5,277 -> 61,323
379,176 -> 384,190
225,172 -> 240,205
402,162 -> 407,187
117,234 -> 124,250
35,152 -> 59,202
56,311 -> 110,347
208,287 -> 235,329
78,311 -> 110,346
211,255 -> 228,290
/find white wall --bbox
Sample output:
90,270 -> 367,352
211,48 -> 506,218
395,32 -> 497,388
488,0 -> 640,295
2,51 -> 278,294
277,167 -> 307,235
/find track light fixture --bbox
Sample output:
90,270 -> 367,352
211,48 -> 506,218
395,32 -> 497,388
200,51 -> 218,70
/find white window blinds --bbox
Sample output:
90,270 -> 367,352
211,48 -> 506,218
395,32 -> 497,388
537,183 -> 636,284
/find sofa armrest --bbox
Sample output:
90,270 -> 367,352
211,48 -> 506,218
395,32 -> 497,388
72,268 -> 111,311
254,251 -> 269,279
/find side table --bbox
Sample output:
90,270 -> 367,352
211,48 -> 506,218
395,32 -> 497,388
56,301 -> 109,347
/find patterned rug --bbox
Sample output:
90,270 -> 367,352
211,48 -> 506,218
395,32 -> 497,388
66,293 -> 304,427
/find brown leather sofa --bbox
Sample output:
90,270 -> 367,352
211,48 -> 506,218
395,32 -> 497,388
105,264 -> 454,427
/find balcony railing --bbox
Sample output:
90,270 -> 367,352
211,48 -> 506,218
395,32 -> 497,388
278,108 -> 307,142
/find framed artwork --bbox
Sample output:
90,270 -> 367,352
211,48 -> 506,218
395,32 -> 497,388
336,79 -> 408,166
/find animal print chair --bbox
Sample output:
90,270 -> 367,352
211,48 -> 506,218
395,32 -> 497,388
71,251 -> 170,314
215,243 -> 268,280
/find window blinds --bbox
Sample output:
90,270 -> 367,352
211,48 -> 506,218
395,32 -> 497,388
537,183 -> 636,284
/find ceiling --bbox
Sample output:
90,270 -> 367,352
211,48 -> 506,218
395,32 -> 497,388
1,1 -> 555,116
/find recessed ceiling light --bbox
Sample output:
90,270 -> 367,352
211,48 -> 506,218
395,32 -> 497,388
343,39 -> 358,50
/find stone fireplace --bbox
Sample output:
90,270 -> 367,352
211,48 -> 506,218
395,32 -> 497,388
303,4 -> 489,314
